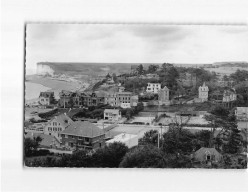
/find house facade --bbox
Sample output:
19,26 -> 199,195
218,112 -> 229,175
44,113 -> 73,140
235,107 -> 248,121
104,109 -> 121,121
105,91 -> 133,107
59,90 -> 105,108
158,86 -> 170,105
223,89 -> 237,102
198,82 -> 209,102
146,83 -> 161,94
39,92 -> 55,105
59,121 -> 105,150
58,90 -> 74,108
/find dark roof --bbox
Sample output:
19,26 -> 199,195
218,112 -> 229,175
39,91 -> 54,98
61,121 -> 105,138
47,114 -> 73,128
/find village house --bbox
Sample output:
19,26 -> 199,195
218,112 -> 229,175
59,90 -> 105,108
198,82 -> 209,102
104,91 -> 133,108
25,123 -> 45,134
158,86 -> 170,105
104,109 -> 121,121
58,90 -> 74,108
235,107 -> 248,121
59,121 -> 105,150
118,92 -> 132,108
39,92 -> 55,105
193,147 -> 223,165
222,88 -> 237,102
44,113 -> 73,141
146,83 -> 161,94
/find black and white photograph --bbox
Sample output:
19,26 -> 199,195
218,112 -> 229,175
23,24 -> 248,168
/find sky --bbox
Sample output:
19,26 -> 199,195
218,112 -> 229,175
26,24 -> 248,74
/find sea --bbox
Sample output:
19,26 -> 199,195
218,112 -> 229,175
25,82 -> 51,101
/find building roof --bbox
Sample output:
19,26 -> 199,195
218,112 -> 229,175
104,109 -> 120,114
194,147 -> 222,157
60,121 -> 105,138
39,91 -> 54,98
59,90 -> 74,97
48,113 -> 73,128
106,133 -> 137,144
161,86 -> 169,91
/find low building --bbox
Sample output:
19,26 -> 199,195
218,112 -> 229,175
223,89 -> 237,102
44,113 -> 73,140
24,123 -> 45,134
158,86 -> 170,105
105,91 -> 133,107
235,107 -> 248,121
146,83 -> 161,94
39,92 -> 55,105
59,121 -> 105,150
58,90 -> 74,108
193,147 -> 223,164
106,133 -> 138,148
104,109 -> 121,121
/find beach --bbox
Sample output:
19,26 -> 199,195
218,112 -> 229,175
25,82 -> 51,101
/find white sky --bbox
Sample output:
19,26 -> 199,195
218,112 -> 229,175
26,24 -> 248,73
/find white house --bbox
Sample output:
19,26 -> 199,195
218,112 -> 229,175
39,92 -> 55,105
146,83 -> 161,94
44,113 -> 73,140
198,82 -> 209,102
104,109 -> 121,121
223,89 -> 237,102
106,133 -> 138,148
235,107 -> 248,121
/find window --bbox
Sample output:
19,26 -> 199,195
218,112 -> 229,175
65,135 -> 68,138
85,137 -> 90,142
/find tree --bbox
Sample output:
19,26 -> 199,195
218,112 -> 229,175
59,150 -> 92,167
162,127 -> 196,155
24,136 -> 42,157
147,64 -> 159,73
138,130 -> 159,147
92,142 -> 129,167
136,64 -> 144,75
112,73 -> 117,82
119,145 -> 167,168
230,69 -> 248,83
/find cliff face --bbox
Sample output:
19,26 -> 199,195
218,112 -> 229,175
36,63 -> 54,76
